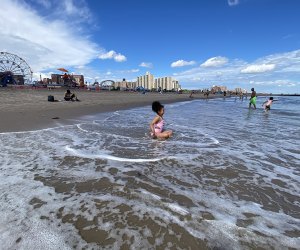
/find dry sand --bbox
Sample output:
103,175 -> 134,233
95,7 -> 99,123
0,88 -> 201,132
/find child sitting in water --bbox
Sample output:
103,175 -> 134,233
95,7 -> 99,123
262,97 -> 277,110
150,101 -> 173,139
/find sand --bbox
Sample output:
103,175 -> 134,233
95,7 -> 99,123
0,88 -> 201,132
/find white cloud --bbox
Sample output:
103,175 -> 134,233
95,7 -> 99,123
255,50 -> 300,72
98,50 -> 127,62
171,60 -> 196,68
32,72 -> 52,80
172,49 -> 300,93
75,65 -> 85,69
251,80 -> 298,87
55,0 -> 92,23
127,69 -> 140,73
139,62 -> 153,68
36,0 -> 52,9
0,0 -> 98,72
228,0 -> 239,6
118,69 -> 139,74
241,64 -> 276,73
201,56 -> 228,67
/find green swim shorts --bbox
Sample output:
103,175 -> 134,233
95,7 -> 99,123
250,96 -> 256,105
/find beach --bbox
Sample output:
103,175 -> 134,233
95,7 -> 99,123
0,88 -> 195,132
0,90 -> 299,249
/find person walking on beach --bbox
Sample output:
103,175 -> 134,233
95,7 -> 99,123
262,97 -> 277,111
249,88 -> 257,109
150,101 -> 172,139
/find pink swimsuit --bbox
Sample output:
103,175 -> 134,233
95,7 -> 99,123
154,118 -> 164,134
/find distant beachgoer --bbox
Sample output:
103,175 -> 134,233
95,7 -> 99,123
158,86 -> 162,94
150,101 -> 172,139
249,88 -> 257,109
205,90 -> 209,99
262,97 -> 277,111
64,89 -> 79,101
189,91 -> 194,98
239,92 -> 243,99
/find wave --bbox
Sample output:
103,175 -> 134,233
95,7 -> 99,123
65,146 -> 167,162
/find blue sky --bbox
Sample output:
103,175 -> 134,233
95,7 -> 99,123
1,0 -> 300,93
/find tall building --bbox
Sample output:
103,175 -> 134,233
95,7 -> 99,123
211,85 -> 227,93
114,79 -> 137,90
235,87 -> 247,93
172,80 -> 180,90
137,71 -> 154,90
155,77 -> 180,91
137,72 -> 181,91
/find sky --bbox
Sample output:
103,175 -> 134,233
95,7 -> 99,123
1,0 -> 300,93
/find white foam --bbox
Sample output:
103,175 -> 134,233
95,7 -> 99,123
76,124 -> 89,133
65,146 -> 165,162
166,203 -> 189,216
140,189 -> 161,201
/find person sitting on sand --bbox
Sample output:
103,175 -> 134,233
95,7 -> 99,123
249,88 -> 257,109
262,97 -> 277,111
150,101 -> 172,139
64,89 -> 79,101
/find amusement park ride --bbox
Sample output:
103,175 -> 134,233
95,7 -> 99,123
0,51 -> 117,89
0,52 -> 32,87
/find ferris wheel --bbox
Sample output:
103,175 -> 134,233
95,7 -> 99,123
0,52 -> 32,86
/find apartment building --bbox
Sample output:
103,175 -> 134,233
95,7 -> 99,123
137,72 -> 180,91
211,85 -> 227,93
114,79 -> 137,90
137,71 -> 154,89
155,77 -> 181,91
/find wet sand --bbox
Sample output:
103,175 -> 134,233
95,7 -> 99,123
0,88 -> 203,132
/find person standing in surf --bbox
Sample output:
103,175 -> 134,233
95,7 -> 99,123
150,101 -> 172,139
249,88 -> 257,109
262,97 -> 277,111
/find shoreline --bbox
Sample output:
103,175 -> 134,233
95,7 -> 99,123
2,88 -> 296,133
4,88 -> 284,133
0,89 -> 204,133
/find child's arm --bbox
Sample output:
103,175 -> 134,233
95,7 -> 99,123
150,116 -> 160,137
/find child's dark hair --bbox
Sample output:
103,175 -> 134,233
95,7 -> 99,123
152,101 -> 164,114
270,97 -> 273,100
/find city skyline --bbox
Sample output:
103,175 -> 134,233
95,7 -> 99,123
1,0 -> 300,93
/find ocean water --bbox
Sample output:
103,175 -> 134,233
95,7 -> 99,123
0,96 -> 299,249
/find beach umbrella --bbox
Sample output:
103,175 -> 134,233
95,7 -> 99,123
57,68 -> 68,72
